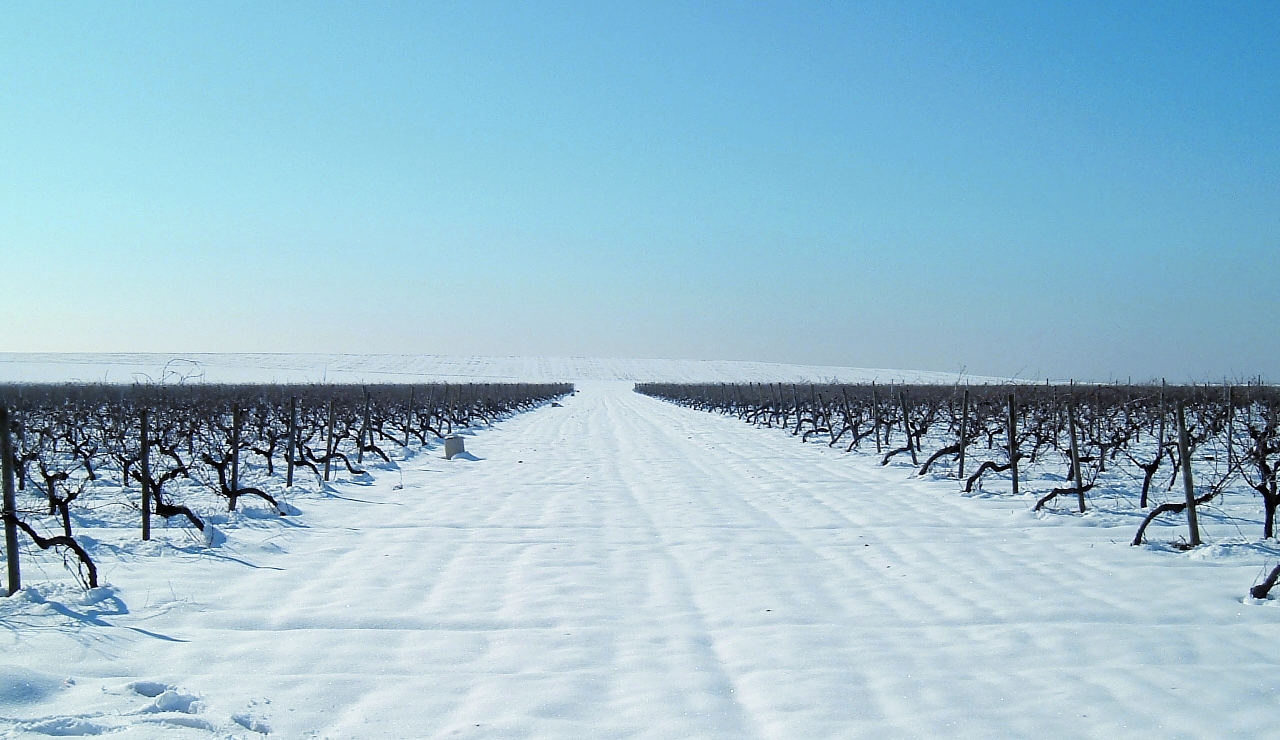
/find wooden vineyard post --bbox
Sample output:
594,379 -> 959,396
871,382 -> 882,454
1176,402 -> 1202,547
1067,400 -> 1086,512
1007,393 -> 1020,495
887,383 -> 895,452
231,404 -> 241,497
899,390 -> 918,465
118,398 -> 130,488
2,404 -> 20,595
323,399 -> 335,482
1150,380 -> 1166,508
1271,402 -> 1279,525
140,408 -> 151,541
404,389 -> 414,448
839,386 -> 853,446
424,385 -> 437,439
1158,379 -> 1167,431
13,411 -> 24,492
358,387 -> 370,465
444,382 -> 454,435
286,396 -> 297,488
958,388 -> 969,479
1271,401 -> 1279,519
1225,383 -> 1234,471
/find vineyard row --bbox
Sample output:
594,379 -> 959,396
635,382 -> 1280,594
0,382 -> 573,594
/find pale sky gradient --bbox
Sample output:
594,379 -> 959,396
2,2 -> 1276,382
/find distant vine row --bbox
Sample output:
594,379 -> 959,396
636,381 -> 1279,572
0,382 -> 572,593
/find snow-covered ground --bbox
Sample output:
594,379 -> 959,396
0,353 -> 995,385
2,379 -> 1278,738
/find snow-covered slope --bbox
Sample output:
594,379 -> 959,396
0,353 -> 997,385
1,382 -> 1275,738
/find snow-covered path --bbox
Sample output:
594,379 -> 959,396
5,381 -> 1280,738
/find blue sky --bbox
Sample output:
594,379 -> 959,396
2,2 -> 1276,381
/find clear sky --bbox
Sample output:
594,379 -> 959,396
2,2 -> 1276,382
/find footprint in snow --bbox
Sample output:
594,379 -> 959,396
17,716 -> 107,736
0,676 -> 266,736
128,680 -> 204,714
233,711 -> 272,734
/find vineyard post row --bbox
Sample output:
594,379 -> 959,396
1,381 -> 573,595
635,380 -> 1279,558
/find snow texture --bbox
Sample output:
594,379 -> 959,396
0,360 -> 1277,738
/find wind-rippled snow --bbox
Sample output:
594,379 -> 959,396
1,380 -> 1278,738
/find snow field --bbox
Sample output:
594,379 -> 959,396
0,353 -> 989,386
1,380 -> 1279,738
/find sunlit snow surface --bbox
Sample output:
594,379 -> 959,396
0,360 -> 1278,738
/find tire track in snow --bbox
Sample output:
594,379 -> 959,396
585,391 -> 762,740
607,388 -> 1280,740
602,387 -> 912,738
